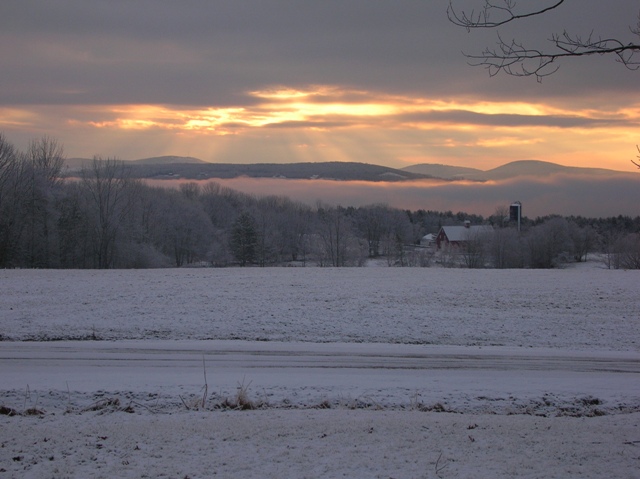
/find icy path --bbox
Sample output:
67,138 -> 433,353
2,341 -> 639,415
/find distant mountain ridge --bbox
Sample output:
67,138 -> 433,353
124,161 -> 432,182
400,163 -> 482,180
64,155 -> 205,170
63,158 -> 434,182
402,160 -> 634,181
132,155 -> 206,165
63,157 -> 635,182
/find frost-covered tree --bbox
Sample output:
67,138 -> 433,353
80,157 -> 138,268
0,134 -> 28,267
488,226 -> 523,268
526,217 -> 572,268
23,136 -> 65,267
160,191 -> 214,267
460,227 -> 491,268
315,204 -> 365,267
568,221 -> 598,262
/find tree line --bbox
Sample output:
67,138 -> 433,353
1,133 -> 639,269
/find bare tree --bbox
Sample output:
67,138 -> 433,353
0,134 -> 29,266
24,136 -> 65,267
279,200 -> 313,265
568,221 -> 598,262
489,205 -> 510,228
179,182 -> 201,201
460,227 -> 491,268
0,133 -> 17,182
315,204 -> 364,267
27,136 -> 65,185
448,0 -> 640,81
316,204 -> 349,267
355,204 -> 388,259
165,194 -> 212,267
488,226 -> 523,268
380,209 -> 413,267
617,233 -> 640,269
57,182 -> 92,268
525,217 -> 572,268
81,157 -> 137,268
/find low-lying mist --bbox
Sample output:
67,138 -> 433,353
147,173 -> 640,218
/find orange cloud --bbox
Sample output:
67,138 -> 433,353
6,86 -> 636,137
1,85 -> 639,171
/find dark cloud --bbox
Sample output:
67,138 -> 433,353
399,110 -> 629,128
2,0 -> 638,106
0,1 -> 445,105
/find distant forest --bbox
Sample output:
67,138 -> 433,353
111,161 -> 431,182
1,134 -> 639,269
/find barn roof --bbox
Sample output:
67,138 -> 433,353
440,225 -> 493,242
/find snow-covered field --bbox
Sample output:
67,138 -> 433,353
1,266 -> 640,478
3,266 -> 638,349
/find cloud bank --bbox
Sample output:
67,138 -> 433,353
148,173 -> 640,218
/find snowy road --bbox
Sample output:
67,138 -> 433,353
3,340 -> 640,373
2,340 -> 639,413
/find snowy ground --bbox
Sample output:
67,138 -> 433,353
1,266 -> 640,478
2,266 -> 638,350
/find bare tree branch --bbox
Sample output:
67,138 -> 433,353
633,145 -> 640,169
449,1 -> 640,81
468,30 -> 640,80
448,0 -> 566,30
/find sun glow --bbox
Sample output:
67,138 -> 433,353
3,85 -> 639,171
0,107 -> 40,127
46,87 -> 639,138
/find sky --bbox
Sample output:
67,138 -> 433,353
1,1 -> 639,216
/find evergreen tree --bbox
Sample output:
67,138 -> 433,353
230,212 -> 258,266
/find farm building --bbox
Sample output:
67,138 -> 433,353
436,222 -> 493,249
420,233 -> 436,247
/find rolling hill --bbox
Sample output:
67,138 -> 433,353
402,160 -> 634,181
131,156 -> 206,165
64,158 -> 636,183
64,160 -> 433,182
